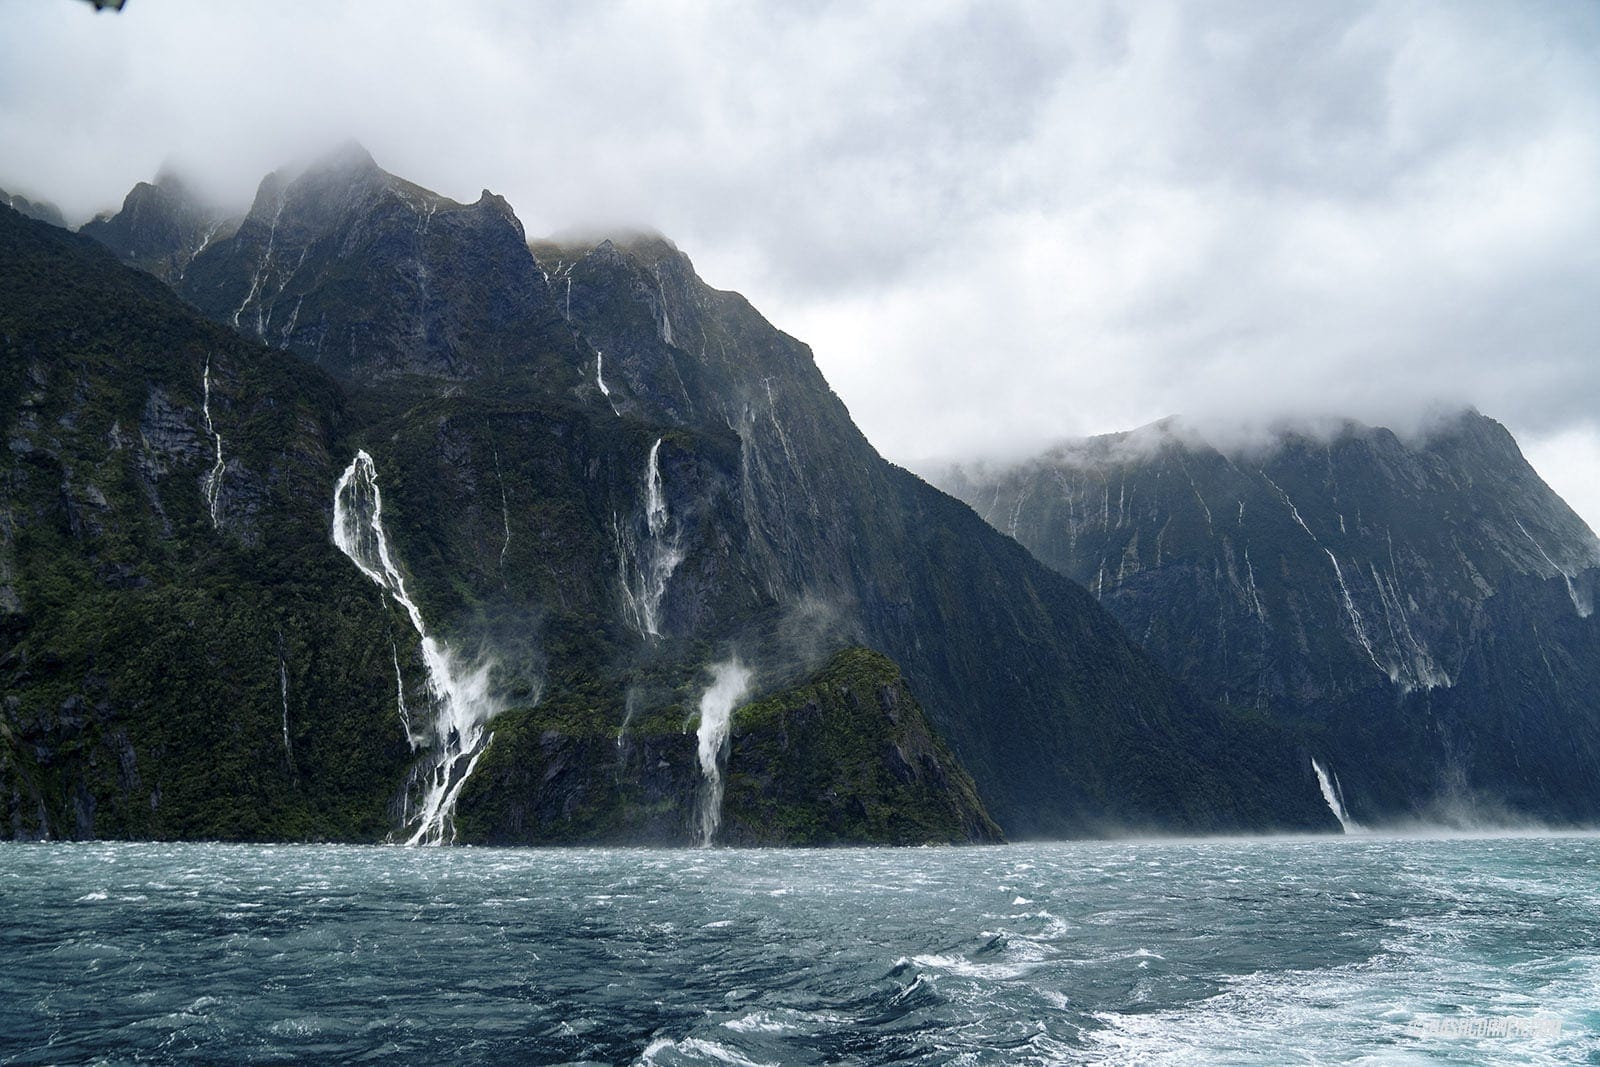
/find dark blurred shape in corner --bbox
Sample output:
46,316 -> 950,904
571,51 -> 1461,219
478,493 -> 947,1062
81,0 -> 128,11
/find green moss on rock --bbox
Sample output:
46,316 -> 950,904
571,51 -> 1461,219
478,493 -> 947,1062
721,648 -> 1001,845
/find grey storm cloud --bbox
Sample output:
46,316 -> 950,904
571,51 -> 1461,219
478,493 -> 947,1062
2,0 -> 1597,524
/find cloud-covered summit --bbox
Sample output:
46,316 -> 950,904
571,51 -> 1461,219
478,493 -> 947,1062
1,0 -> 1595,522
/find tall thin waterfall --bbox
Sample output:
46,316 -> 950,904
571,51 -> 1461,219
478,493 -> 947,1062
276,627 -> 292,770
200,357 -> 225,528
619,438 -> 685,638
595,350 -> 619,415
694,658 -> 753,846
332,450 -> 497,845
1312,758 -> 1361,833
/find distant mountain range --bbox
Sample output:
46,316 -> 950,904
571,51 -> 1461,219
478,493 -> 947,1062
937,414 -> 1600,826
4,142 -> 1592,845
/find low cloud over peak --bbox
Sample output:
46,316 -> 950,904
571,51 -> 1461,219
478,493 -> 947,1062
2,0 -> 1595,524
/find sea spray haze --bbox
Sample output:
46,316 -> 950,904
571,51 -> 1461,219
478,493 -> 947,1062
693,657 -> 754,845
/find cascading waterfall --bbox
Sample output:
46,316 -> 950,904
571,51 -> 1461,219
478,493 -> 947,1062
332,450 -> 498,845
694,658 -> 753,847
1311,758 -> 1361,833
618,438 -> 685,638
200,357 -> 225,528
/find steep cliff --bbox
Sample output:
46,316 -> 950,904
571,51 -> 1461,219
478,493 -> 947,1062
12,146 -> 1346,842
940,415 -> 1600,825
79,172 -> 236,285
0,206 -> 418,841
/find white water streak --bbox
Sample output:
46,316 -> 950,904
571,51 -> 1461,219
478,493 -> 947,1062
1265,475 -> 1388,679
1514,518 -> 1592,618
393,642 -> 420,748
1242,548 -> 1266,621
277,629 -> 292,769
619,438 -> 685,638
1325,549 -> 1387,678
332,451 -> 498,845
200,357 -> 225,528
656,270 -> 674,345
595,351 -> 620,415
1312,758 -> 1361,833
182,219 -> 223,281
232,194 -> 285,331
493,448 -> 512,569
695,658 -> 754,846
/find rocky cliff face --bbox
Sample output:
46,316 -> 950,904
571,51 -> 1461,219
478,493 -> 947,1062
9,145 -> 1345,844
78,173 -> 236,285
177,143 -> 579,391
0,206 -> 419,841
524,233 -> 1332,836
939,414 -> 1600,825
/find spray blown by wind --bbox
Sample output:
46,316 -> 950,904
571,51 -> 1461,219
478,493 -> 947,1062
332,450 -> 499,845
694,658 -> 754,847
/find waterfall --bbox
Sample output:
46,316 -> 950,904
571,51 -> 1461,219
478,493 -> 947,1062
332,450 -> 498,845
232,192 -> 285,332
617,689 -> 639,754
619,438 -> 685,638
493,447 -> 511,569
200,357 -> 225,528
694,658 -> 753,846
1515,517 -> 1593,618
1324,549 -> 1387,678
392,642 -> 421,747
645,438 -> 669,535
595,350 -> 620,415
1312,758 -> 1361,833
276,628 -> 292,770
656,270 -> 674,345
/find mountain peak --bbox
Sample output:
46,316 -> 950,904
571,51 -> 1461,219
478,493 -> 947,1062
0,187 -> 66,229
308,139 -> 380,178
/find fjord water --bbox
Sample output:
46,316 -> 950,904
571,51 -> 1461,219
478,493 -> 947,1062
2,838 -> 1595,1065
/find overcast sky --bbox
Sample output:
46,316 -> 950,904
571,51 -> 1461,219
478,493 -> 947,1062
4,0 -> 1598,529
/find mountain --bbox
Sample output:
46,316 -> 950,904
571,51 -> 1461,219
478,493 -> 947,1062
938,414 -> 1600,826
7,146 -> 1343,843
79,171 -> 237,285
0,188 -> 65,229
179,142 -> 577,391
0,205 -> 414,841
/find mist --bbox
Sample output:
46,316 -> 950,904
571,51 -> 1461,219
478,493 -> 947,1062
2,0 -> 1596,526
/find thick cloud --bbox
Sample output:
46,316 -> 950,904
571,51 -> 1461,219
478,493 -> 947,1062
2,0 -> 1596,526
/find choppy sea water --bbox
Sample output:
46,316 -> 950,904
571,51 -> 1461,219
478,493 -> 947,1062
1,836 -> 1597,1065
